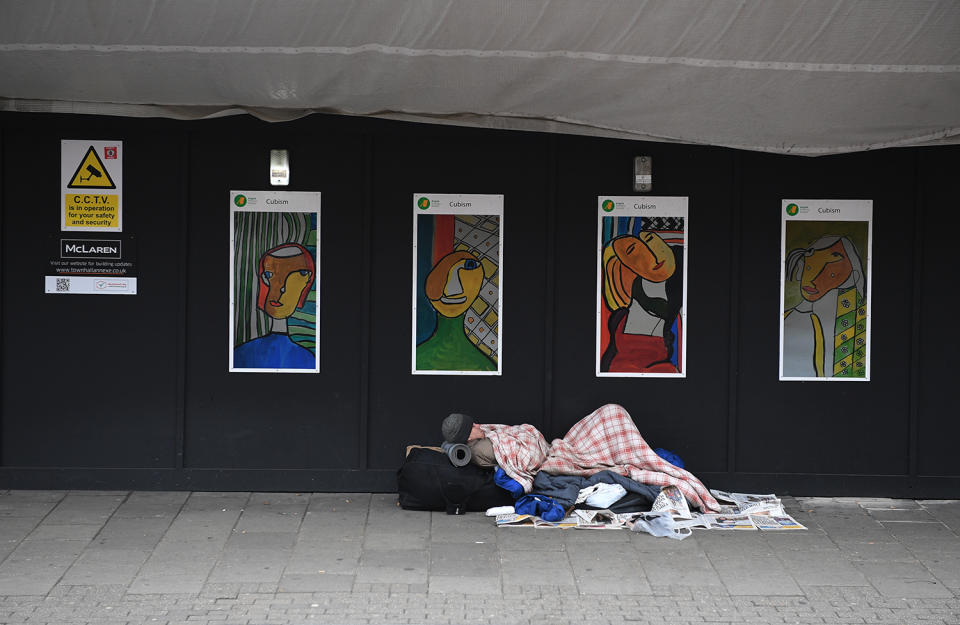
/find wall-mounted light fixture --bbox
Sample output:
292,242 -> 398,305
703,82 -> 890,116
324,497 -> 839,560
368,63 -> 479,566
270,149 -> 289,186
634,156 -> 652,192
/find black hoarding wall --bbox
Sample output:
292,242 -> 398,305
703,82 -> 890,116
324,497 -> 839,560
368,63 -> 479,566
0,111 -> 957,497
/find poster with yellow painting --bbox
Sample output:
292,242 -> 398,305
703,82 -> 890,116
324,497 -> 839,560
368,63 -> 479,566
780,200 -> 872,381
413,194 -> 503,375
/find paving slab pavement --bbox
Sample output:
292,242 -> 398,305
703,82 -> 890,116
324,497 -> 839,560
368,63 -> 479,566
0,490 -> 958,624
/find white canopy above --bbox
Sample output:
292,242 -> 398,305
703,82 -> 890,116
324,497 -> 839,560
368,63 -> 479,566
2,0 -> 959,154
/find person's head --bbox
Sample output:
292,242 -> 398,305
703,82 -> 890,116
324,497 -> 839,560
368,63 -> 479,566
424,251 -> 485,318
441,412 -> 474,444
257,243 -> 315,319
786,235 -> 864,302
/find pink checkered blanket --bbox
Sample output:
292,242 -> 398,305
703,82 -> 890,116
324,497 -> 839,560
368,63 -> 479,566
481,404 -> 720,512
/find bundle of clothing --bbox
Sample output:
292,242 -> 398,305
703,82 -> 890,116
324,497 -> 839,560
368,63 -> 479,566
472,403 -> 720,513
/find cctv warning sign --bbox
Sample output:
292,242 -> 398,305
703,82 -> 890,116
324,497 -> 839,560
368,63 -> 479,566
67,146 -> 116,188
61,140 -> 122,231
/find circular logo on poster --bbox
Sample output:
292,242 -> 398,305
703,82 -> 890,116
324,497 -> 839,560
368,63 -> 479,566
234,194 -> 248,207
417,197 -> 431,210
785,203 -> 799,216
601,199 -> 615,212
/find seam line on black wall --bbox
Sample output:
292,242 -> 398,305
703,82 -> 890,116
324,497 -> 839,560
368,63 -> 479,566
174,132 -> 190,469
542,135 -> 558,435
725,151 -> 743,475
908,150 -> 923,478
358,134 -> 373,470
0,123 -> 5,467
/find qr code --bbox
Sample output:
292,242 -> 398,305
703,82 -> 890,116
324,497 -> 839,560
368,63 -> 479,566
56,278 -> 70,292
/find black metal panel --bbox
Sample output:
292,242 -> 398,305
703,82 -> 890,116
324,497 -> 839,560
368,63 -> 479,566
1,115 -> 182,468
181,115 -> 366,470
916,147 -> 960,477
552,137 -> 735,474
366,127 -> 551,468
736,150 -> 915,475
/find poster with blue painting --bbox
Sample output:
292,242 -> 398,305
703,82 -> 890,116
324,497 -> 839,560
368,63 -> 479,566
229,191 -> 320,373
597,196 -> 688,377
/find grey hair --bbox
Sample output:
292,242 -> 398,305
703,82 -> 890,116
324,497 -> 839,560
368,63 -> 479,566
786,235 -> 865,297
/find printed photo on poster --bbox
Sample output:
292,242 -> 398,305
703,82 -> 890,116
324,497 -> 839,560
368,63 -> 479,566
229,191 -> 320,373
412,194 -> 503,375
780,200 -> 872,381
597,197 -> 688,377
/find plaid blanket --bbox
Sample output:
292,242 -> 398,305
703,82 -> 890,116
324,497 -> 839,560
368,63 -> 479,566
477,423 -> 550,493
482,404 -> 720,512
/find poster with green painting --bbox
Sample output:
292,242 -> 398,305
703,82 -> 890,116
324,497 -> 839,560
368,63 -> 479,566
229,191 -> 320,373
780,200 -> 871,381
413,193 -> 503,375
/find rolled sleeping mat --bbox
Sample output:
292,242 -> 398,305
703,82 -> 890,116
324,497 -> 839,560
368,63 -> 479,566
441,441 -> 472,467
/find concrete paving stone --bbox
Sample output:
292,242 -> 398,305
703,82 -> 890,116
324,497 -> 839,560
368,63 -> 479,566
853,561 -> 955,598
92,516 -> 173,549
640,551 -> 722,587
40,493 -> 126,524
278,572 -> 356,593
429,513 -> 497,544
362,529 -> 430,551
760,529 -> 838,552
495,528 -> 568,551
838,540 -> 918,562
563,528 -> 632,543
499,550 -> 576,588
26,522 -> 103,541
59,548 -> 151,585
567,543 -> 645,577
694,531 -> 776,557
708,554 -> 803,596
181,493 -> 250,513
128,573 -> 210,594
866,508 -> 939,522
857,498 -> 925,510
223,531 -> 296,551
5,538 -> 87,561
111,491 -> 190,519
0,500 -> 61,519
910,552 -> 960,588
430,542 -> 498,577
881,520 -> 958,541
207,553 -> 286,584
774,549 -> 870,587
428,575 -> 501,595
823,526 -> 899,544
285,543 -> 361,575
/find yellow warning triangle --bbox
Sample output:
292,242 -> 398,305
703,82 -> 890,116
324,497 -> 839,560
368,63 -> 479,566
67,146 -> 116,189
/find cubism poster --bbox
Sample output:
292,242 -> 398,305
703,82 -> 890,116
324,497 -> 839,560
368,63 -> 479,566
229,191 -> 320,373
780,199 -> 872,381
413,194 -> 503,375
597,197 -> 688,377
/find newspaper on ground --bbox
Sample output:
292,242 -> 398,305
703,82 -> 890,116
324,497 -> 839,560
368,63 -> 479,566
701,513 -> 757,530
495,513 -> 579,529
749,514 -> 807,530
571,509 -> 639,530
709,490 -> 785,516
651,485 -> 693,519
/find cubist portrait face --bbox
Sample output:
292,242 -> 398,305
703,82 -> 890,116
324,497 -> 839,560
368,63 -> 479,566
799,240 -> 852,302
424,251 -> 485,318
256,243 -> 315,319
612,232 -> 676,283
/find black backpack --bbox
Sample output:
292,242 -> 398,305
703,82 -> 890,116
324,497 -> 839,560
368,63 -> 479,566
396,447 -> 514,514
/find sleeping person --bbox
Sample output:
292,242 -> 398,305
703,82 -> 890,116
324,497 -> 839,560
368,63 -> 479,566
440,404 -> 720,512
